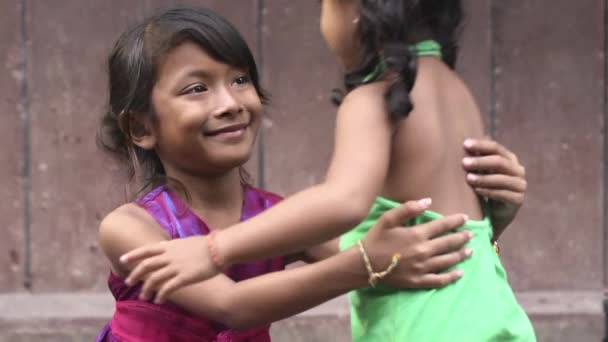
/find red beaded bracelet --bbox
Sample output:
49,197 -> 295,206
207,230 -> 225,269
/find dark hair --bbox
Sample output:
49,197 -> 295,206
337,0 -> 463,122
98,7 -> 266,196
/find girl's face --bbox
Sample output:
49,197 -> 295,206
320,0 -> 361,70
148,41 -> 262,177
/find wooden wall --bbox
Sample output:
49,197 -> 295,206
0,0 -> 604,340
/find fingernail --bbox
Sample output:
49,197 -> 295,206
140,293 -> 148,301
466,231 -> 474,239
417,198 -> 432,207
466,174 -> 478,182
120,255 -> 129,263
464,139 -> 474,148
455,269 -> 464,278
125,278 -> 132,286
464,248 -> 473,256
463,158 -> 473,166
462,214 -> 469,221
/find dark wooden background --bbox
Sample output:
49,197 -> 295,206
0,1 -> 605,340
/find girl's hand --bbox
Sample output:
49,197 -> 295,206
462,138 -> 527,239
363,199 -> 472,288
119,235 -> 218,304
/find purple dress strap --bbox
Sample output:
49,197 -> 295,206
97,185 -> 285,342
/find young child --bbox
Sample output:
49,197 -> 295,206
122,1 -> 534,341
95,6 -> 490,342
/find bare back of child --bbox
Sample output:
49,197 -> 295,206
381,57 -> 485,218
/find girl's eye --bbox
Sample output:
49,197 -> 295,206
184,84 -> 207,95
233,75 -> 251,86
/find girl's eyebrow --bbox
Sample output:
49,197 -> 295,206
179,68 -> 214,80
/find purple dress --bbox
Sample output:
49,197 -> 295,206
96,185 -> 285,342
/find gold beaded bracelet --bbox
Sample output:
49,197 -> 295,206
357,240 -> 402,288
492,240 -> 500,255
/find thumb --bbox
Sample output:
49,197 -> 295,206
377,198 -> 432,230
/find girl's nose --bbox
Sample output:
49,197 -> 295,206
213,87 -> 242,118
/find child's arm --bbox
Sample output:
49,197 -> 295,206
300,238 -> 340,263
170,248 -> 365,329
216,84 -> 393,265
101,199 -> 470,330
281,239 -> 340,265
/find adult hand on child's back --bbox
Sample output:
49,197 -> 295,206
363,199 -> 473,288
120,235 -> 218,304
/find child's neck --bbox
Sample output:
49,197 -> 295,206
167,168 -> 245,228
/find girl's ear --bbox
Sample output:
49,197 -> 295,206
127,112 -> 157,150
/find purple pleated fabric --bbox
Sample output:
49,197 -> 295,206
96,185 -> 285,342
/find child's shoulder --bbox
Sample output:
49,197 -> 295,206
98,204 -> 170,263
99,203 -> 155,232
99,203 -> 165,243
340,81 -> 391,115
343,81 -> 389,103
336,82 -> 395,130
103,197 -> 174,231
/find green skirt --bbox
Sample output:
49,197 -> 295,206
340,197 -> 536,342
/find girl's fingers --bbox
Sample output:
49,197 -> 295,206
421,248 -> 473,273
410,269 -> 464,288
474,188 -> 524,206
466,174 -> 527,192
125,257 -> 168,286
140,267 -> 178,302
120,243 -> 166,264
464,139 -> 518,163
463,155 -> 523,177
417,214 -> 468,240
155,276 -> 186,304
377,198 -> 432,230
424,229 -> 472,256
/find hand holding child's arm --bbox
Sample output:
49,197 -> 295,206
154,199 -> 470,328
462,138 -> 527,240
120,235 -> 215,298
121,198 -> 473,305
